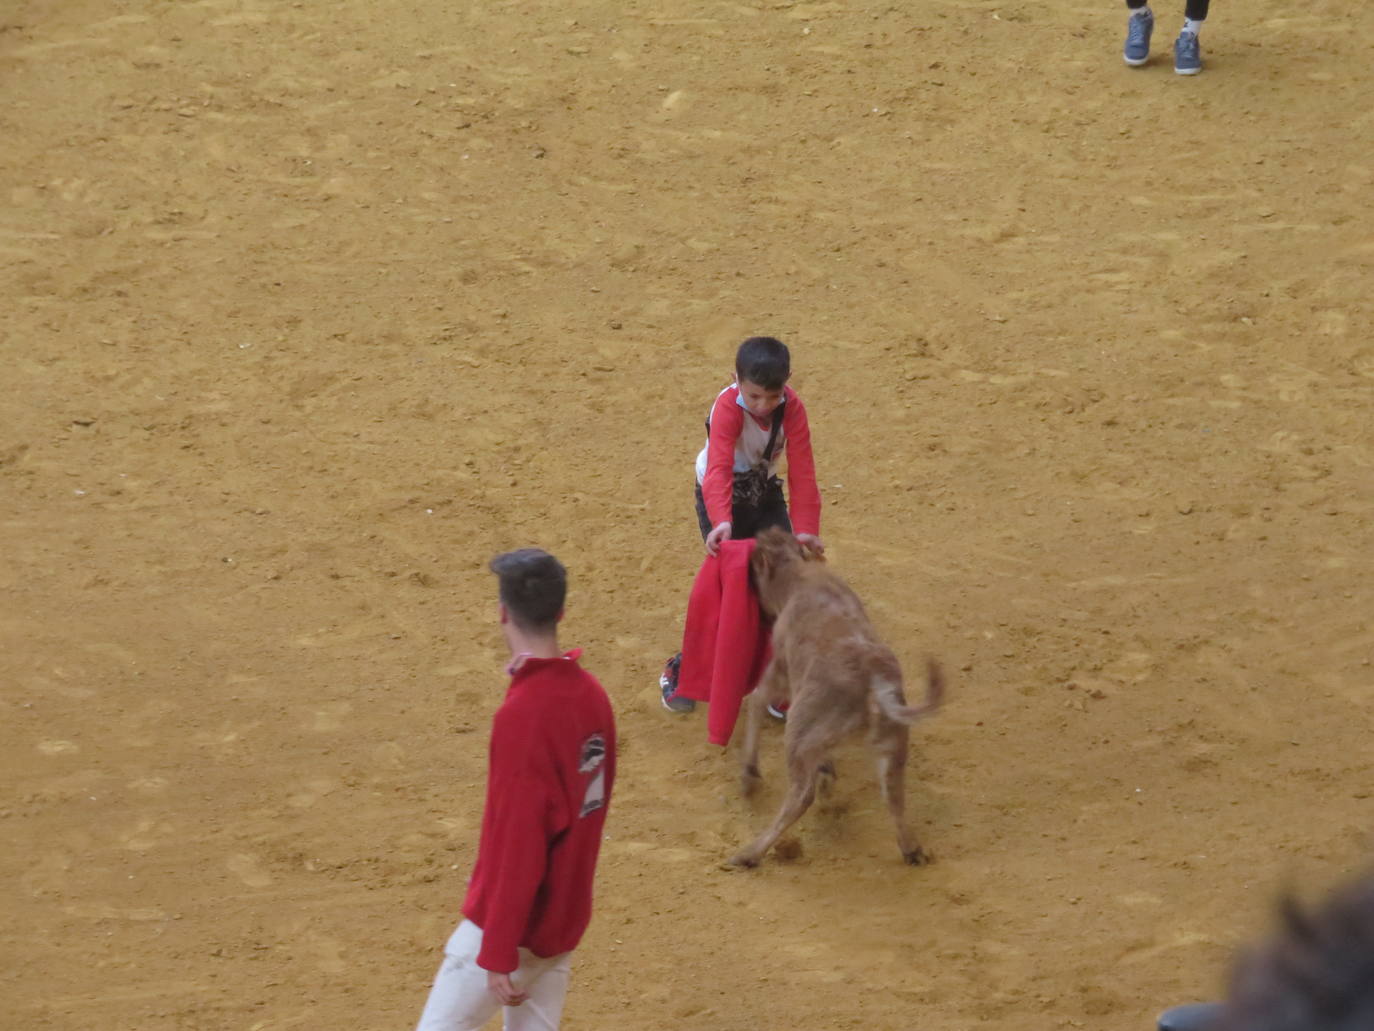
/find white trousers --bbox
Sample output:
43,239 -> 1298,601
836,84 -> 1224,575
415,921 -> 573,1031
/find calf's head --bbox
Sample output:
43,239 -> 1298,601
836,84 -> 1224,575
750,527 -> 821,617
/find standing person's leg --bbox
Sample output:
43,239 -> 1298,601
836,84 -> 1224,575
697,476 -> 789,544
731,484 -> 787,541
693,482 -> 713,543
749,479 -> 792,537
1174,0 -> 1207,74
730,501 -> 760,541
415,922 -> 503,1031
744,479 -> 791,721
417,924 -> 574,1031
1123,0 -> 1155,66
503,950 -> 573,1031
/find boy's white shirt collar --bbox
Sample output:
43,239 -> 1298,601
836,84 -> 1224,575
734,384 -> 788,416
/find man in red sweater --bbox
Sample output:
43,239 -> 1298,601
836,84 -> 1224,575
415,549 -> 616,1031
661,336 -> 824,713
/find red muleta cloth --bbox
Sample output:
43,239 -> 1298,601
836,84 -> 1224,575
675,539 -> 771,746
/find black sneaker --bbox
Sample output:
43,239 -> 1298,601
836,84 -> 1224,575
660,653 -> 694,712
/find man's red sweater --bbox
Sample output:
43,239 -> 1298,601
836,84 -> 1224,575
461,651 -> 616,973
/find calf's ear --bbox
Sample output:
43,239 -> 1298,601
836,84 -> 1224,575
751,544 -> 772,579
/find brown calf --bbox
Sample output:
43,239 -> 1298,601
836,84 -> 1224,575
728,528 -> 944,868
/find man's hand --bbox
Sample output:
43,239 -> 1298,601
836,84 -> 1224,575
795,533 -> 825,557
705,521 -> 732,556
486,971 -> 529,1007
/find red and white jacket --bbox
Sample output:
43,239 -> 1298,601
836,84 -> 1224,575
694,383 -> 821,536
461,651 -> 616,973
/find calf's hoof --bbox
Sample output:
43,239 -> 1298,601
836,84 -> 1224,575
739,765 -> 762,797
903,846 -> 932,866
726,851 -> 760,869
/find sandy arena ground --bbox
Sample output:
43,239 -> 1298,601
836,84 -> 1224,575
4,1 -> 1373,1028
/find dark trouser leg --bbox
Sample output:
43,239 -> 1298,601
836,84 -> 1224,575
693,483 -> 713,541
1129,0 -> 1207,19
752,480 -> 791,535
735,480 -> 791,540
698,479 -> 792,542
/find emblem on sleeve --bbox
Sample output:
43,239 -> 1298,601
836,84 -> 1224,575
579,732 -> 607,817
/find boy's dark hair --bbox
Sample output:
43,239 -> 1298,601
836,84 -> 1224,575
489,548 -> 566,631
1215,870 -> 1374,1031
735,336 -> 791,391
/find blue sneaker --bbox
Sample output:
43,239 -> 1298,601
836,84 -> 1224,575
1123,10 -> 1153,66
660,653 -> 694,713
1174,30 -> 1202,74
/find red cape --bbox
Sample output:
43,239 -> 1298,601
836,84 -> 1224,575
676,539 -> 771,746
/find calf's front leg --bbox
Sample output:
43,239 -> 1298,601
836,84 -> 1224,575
729,751 -> 821,868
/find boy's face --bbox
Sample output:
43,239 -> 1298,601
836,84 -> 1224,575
737,377 -> 785,419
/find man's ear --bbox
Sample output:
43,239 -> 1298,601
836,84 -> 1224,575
498,604 -> 510,625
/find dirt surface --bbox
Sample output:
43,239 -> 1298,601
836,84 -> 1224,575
4,1 -> 1373,1028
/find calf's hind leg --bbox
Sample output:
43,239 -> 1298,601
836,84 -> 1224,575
739,660 -> 785,796
875,726 -> 929,865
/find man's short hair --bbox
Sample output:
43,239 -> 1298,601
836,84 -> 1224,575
1217,869 -> 1374,1031
489,549 -> 566,631
735,336 -> 790,391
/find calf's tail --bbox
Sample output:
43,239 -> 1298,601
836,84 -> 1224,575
873,658 -> 945,724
